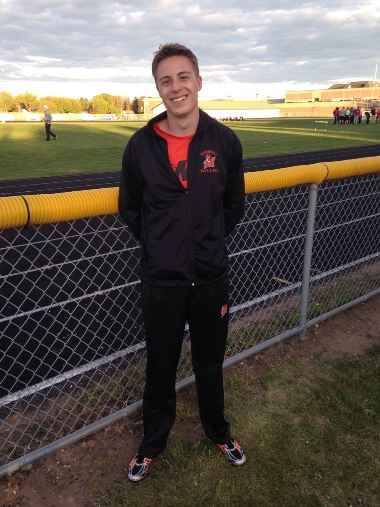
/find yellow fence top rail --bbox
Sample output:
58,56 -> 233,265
1,157 -> 379,230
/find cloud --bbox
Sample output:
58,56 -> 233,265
1,0 -> 379,99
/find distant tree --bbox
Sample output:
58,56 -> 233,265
0,91 -> 16,112
124,96 -> 132,111
39,96 -> 56,112
55,97 -> 65,113
131,96 -> 141,114
0,91 -> 150,115
113,95 -> 125,113
131,96 -> 145,114
139,96 -> 145,113
91,96 -> 109,114
49,97 -> 82,114
79,97 -> 90,112
66,98 -> 82,114
96,93 -> 113,108
92,93 -> 125,114
15,92 -> 39,112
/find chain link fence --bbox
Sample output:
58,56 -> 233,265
1,171 -> 379,477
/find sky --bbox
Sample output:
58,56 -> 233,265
1,0 -> 380,101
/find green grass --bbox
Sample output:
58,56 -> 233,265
0,122 -> 140,180
1,119 -> 379,504
232,118 -> 380,158
1,118 -> 379,180
108,345 -> 380,507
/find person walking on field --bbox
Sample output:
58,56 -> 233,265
118,42 -> 246,482
42,105 -> 57,141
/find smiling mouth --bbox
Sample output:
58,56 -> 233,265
172,96 -> 187,103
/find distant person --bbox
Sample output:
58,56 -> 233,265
119,42 -> 246,483
376,109 -> 380,124
370,107 -> 376,123
345,107 -> 351,124
339,107 -> 346,124
349,107 -> 355,124
365,110 -> 371,124
353,106 -> 360,125
41,105 -> 57,141
333,107 -> 340,124
359,106 -> 364,124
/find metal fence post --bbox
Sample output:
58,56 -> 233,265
299,183 -> 319,340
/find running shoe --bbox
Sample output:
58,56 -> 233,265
217,439 -> 246,465
128,454 -> 153,482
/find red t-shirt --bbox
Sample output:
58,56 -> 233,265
154,123 -> 193,189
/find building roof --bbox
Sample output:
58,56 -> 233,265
328,81 -> 376,90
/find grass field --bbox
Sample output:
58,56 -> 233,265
1,118 -> 379,180
1,119 -> 379,505
108,345 -> 380,507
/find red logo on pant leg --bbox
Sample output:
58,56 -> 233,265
221,304 -> 228,318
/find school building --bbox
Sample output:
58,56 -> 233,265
143,81 -> 380,119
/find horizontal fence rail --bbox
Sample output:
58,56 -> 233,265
0,158 -> 379,477
1,156 -> 380,230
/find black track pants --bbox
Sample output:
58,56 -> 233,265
138,279 -> 231,458
45,123 -> 56,140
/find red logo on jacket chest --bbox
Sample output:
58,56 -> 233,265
200,150 -> 219,173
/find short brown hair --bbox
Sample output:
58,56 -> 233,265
152,43 -> 199,82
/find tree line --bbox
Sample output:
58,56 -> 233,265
0,91 -> 145,115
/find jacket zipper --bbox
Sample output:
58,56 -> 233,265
185,190 -> 196,286
153,119 -> 199,285
186,134 -> 198,286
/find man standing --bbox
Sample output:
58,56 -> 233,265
332,107 -> 340,124
353,106 -> 360,125
370,106 -> 376,123
42,105 -> 57,141
119,43 -> 246,482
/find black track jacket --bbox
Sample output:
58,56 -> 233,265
118,109 -> 245,286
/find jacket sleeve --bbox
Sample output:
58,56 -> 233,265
118,139 -> 144,242
223,133 -> 245,236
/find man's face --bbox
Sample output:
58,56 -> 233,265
155,55 -> 202,118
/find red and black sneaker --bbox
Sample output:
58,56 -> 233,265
128,454 -> 153,482
217,439 -> 246,465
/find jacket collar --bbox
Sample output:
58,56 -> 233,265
147,108 -> 211,134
